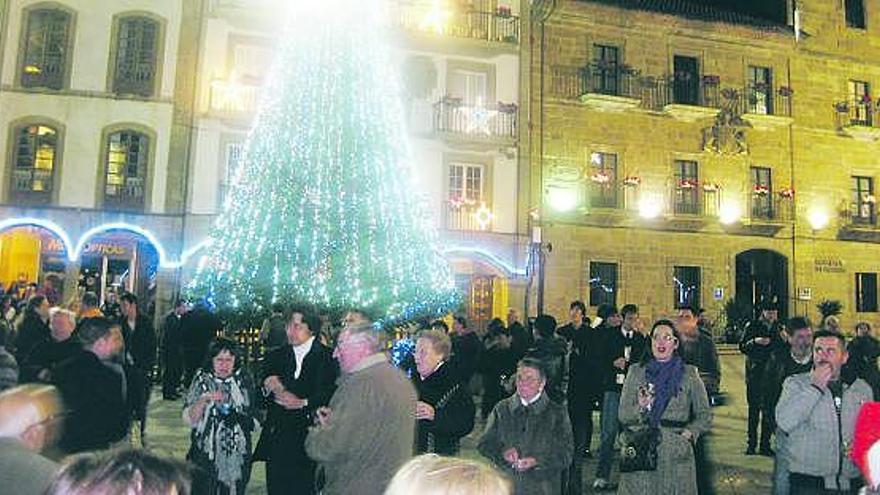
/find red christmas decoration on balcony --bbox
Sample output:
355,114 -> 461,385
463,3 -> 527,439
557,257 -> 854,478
622,176 -> 641,187
678,178 -> 698,190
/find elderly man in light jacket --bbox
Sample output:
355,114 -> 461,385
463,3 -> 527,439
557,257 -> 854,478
305,321 -> 416,495
776,330 -> 873,493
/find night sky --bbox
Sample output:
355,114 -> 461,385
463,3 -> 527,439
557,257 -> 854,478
693,0 -> 788,23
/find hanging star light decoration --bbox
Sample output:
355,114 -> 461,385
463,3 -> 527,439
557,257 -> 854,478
463,98 -> 497,135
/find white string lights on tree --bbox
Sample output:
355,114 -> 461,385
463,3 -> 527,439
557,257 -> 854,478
188,0 -> 459,325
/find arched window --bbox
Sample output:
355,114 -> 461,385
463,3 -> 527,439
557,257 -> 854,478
113,16 -> 160,97
104,130 -> 149,210
10,124 -> 58,204
20,8 -> 73,89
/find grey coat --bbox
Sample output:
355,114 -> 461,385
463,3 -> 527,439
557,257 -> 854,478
478,392 -> 573,495
0,438 -> 58,495
617,363 -> 712,495
305,354 -> 416,495
775,372 -> 872,490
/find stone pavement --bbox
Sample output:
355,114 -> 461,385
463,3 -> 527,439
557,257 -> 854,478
145,352 -> 774,494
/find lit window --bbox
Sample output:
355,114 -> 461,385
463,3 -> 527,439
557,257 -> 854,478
11,124 -> 57,203
20,9 -> 71,89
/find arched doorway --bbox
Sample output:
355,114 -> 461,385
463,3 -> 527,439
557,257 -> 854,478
76,229 -> 160,320
735,249 -> 788,320
0,224 -> 71,305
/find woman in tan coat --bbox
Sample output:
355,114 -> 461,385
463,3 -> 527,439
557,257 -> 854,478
617,319 -> 712,495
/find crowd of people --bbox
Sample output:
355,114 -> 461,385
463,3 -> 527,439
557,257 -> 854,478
0,291 -> 879,495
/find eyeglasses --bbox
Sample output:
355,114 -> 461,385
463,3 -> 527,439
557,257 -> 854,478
652,334 -> 678,343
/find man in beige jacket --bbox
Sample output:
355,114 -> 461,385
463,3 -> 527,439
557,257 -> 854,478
306,321 -> 416,494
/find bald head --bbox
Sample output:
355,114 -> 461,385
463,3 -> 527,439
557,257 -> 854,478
0,384 -> 63,452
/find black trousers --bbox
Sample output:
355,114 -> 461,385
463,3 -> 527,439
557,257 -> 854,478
746,377 -> 772,450
266,458 -> 316,495
162,353 -> 183,397
567,392 -> 600,495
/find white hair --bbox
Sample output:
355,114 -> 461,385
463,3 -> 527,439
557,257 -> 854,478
50,307 -> 76,328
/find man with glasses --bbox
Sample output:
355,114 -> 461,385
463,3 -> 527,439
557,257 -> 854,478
776,330 -> 872,494
306,320 -> 416,495
0,384 -> 63,494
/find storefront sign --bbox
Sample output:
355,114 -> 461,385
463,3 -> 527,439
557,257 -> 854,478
44,238 -> 129,257
813,258 -> 845,273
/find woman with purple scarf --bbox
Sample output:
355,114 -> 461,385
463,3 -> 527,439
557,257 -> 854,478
617,319 -> 712,494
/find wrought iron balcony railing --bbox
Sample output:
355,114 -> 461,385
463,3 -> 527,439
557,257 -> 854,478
433,98 -> 517,139
748,192 -> 793,222
835,99 -> 879,128
579,62 -> 640,99
393,3 -> 520,45
842,200 -> 879,228
742,84 -> 793,117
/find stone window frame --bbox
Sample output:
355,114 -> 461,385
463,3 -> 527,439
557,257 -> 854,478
855,272 -> 878,313
3,116 -> 66,205
96,123 -> 157,212
106,10 -> 167,99
443,152 -> 494,230
586,146 -> 620,209
16,2 -> 78,91
106,11 -> 167,98
672,264 -> 702,310
844,0 -> 867,30
588,259 -> 619,308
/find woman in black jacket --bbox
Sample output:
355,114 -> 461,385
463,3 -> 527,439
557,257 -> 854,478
413,328 -> 475,455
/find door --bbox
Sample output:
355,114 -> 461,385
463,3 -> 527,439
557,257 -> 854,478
673,55 -> 699,105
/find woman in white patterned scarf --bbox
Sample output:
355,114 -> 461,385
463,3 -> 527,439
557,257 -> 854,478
183,337 -> 257,495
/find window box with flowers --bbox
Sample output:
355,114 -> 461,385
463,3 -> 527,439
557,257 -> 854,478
753,185 -> 771,196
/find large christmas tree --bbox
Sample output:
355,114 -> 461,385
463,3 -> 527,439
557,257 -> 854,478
188,0 -> 459,325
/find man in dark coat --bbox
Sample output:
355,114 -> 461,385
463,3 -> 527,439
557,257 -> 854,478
181,302 -> 223,387
119,292 -> 156,443
526,314 -> 567,403
161,300 -> 187,399
765,317 -> 813,495
449,315 -> 482,386
255,310 -> 337,495
677,305 -> 720,495
20,308 -> 78,383
13,295 -> 51,363
507,308 -> 532,361
739,301 -> 785,456
54,317 -> 129,453
594,303 -> 647,490
558,300 -> 605,495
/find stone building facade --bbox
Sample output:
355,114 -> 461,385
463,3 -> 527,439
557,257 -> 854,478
532,0 -> 880,332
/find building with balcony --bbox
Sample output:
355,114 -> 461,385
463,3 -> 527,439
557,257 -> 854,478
0,0 -> 202,317
185,0 -> 528,330
533,0 -> 880,329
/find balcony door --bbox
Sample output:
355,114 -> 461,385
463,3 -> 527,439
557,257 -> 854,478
673,55 -> 699,105
449,68 -> 488,107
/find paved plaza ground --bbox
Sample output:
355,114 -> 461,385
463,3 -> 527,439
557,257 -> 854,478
146,349 -> 775,494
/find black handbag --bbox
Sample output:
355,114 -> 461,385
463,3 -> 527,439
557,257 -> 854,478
618,426 -> 661,473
